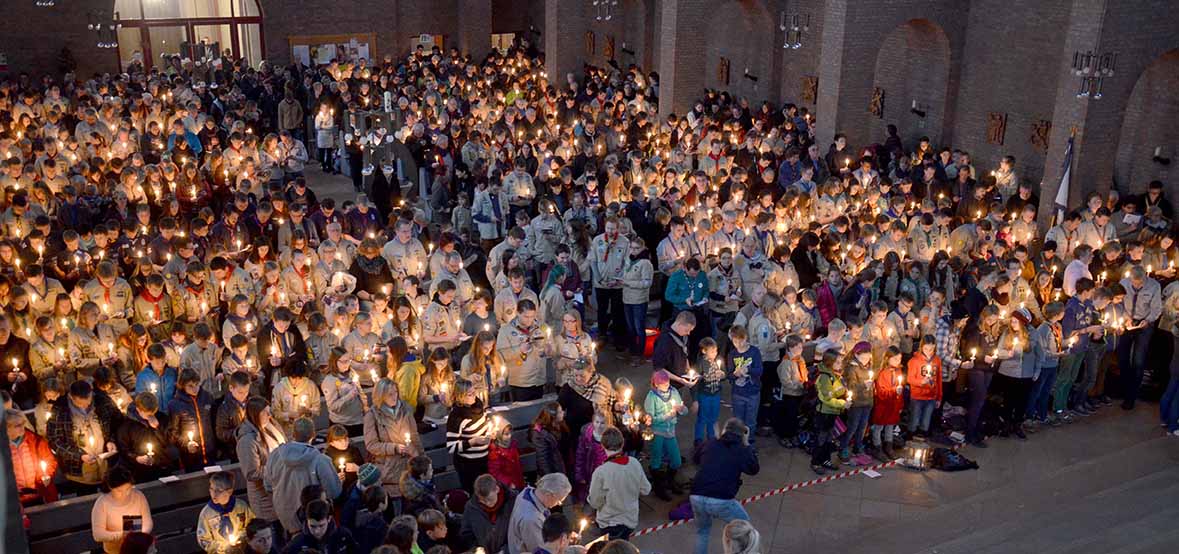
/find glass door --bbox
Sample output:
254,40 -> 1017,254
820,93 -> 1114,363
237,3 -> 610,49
146,25 -> 190,66
192,23 -> 233,64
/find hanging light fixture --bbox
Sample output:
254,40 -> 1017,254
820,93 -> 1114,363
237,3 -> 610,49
35,0 -> 57,6
779,11 -> 810,49
88,11 -> 122,49
1073,50 -> 1116,99
592,0 -> 619,22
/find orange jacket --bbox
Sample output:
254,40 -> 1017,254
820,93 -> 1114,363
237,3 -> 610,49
11,429 -> 59,504
907,352 -> 943,402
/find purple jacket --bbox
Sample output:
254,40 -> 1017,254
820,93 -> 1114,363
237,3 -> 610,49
574,423 -> 608,486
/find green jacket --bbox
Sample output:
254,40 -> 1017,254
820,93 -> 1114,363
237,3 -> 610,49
815,366 -> 848,415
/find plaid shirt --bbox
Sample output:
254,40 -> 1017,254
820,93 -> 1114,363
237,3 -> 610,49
935,316 -> 965,382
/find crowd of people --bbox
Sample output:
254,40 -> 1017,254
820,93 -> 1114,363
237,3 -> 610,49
2,33 -> 1178,554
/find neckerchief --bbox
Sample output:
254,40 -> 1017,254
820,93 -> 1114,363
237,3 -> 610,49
139,288 -> 165,320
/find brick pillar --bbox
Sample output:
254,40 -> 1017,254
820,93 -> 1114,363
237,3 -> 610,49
1037,0 -> 1109,231
656,0 -> 708,117
545,0 -> 587,89
814,0 -> 849,149
458,0 -> 493,60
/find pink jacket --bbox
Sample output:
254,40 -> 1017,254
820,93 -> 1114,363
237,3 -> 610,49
574,423 -> 608,486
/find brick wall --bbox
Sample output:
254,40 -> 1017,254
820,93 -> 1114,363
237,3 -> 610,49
0,0 -> 119,79
701,0 -> 777,105
951,0 -> 1069,185
778,0 -> 825,110
1114,51 -> 1179,199
867,20 -> 951,151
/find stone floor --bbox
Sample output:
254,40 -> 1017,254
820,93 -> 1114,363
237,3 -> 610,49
302,167 -> 1179,554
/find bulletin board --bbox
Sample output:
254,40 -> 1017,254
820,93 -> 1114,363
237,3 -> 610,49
288,33 -> 376,67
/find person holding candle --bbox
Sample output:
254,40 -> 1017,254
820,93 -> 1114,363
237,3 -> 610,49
644,369 -> 687,501
906,335 -> 944,439
494,268 -> 540,326
271,360 -> 321,437
257,307 -> 307,392
868,346 -> 905,460
322,424 -> 365,507
0,314 -> 35,408
82,260 -> 134,335
497,299 -> 549,401
446,379 -> 493,491
552,309 -> 596,387
135,342 -> 178,412
1118,265 -> 1163,410
995,310 -> 1036,439
115,392 -> 174,481
167,368 -> 215,470
6,407 -> 59,505
1056,278 -> 1104,422
321,347 -> 366,435
419,347 -> 458,425
812,348 -> 849,474
960,305 -> 1003,448
460,330 -> 506,406
68,301 -> 120,383
422,279 -> 467,352
196,470 -> 256,554
364,377 -> 421,505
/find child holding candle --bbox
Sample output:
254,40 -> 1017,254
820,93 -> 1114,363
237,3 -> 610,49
270,361 -> 321,437
692,337 -> 726,447
841,339 -> 876,461
774,335 -> 808,448
196,470 -> 255,554
321,347 -> 366,435
726,325 -> 764,443
90,466 -> 152,554
645,369 -> 687,501
488,420 -> 525,490
419,347 -> 457,425
167,368 -> 215,470
323,424 -> 364,506
811,349 -> 849,474
574,405 -> 613,504
906,335 -> 944,439
870,347 -> 906,461
134,343 -> 178,414
115,392 -> 173,482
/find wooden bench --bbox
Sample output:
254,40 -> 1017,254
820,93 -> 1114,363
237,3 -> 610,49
26,395 -> 555,554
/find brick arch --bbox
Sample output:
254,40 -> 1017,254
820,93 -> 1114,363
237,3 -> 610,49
869,18 -> 952,151
1114,49 -> 1179,198
702,0 -> 777,102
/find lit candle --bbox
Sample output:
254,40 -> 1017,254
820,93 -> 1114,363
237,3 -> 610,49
969,348 -> 978,361
403,432 -> 411,446
300,394 -> 309,408
338,457 -> 346,473
146,442 -> 154,457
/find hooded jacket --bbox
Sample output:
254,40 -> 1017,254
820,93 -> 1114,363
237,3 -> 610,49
235,419 -> 284,521
282,518 -> 358,554
264,440 -> 341,533
460,484 -> 517,554
689,430 -> 760,500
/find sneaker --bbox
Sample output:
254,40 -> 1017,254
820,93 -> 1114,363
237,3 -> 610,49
1099,395 -> 1113,406
811,464 -> 828,475
1014,427 -> 1027,440
839,448 -> 851,462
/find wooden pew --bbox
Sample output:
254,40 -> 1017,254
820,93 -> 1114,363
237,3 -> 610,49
26,395 -> 555,554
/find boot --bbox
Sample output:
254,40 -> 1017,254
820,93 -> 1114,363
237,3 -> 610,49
651,469 -> 672,501
667,467 -> 685,495
882,441 -> 897,460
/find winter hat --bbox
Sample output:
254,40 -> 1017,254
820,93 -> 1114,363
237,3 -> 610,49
851,341 -> 873,356
652,370 -> 671,386
1012,309 -> 1032,326
357,463 -> 381,488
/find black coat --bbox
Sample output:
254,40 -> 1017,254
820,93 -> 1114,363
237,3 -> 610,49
459,484 -> 516,554
115,411 -> 175,481
256,323 -> 308,387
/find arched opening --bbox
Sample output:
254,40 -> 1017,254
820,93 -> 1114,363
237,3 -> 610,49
703,0 -> 775,101
869,19 -> 951,148
1114,49 -> 1179,197
114,0 -> 264,71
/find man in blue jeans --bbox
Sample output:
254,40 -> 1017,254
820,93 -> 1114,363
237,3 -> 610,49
690,418 -> 760,554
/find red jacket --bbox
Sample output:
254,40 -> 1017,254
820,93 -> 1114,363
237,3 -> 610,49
870,366 -> 905,425
10,429 -> 59,505
907,352 -> 943,402
816,282 -> 839,328
488,440 -> 525,490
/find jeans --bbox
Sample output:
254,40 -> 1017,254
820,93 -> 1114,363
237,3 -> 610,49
623,302 -> 648,354
695,394 -> 721,442
997,374 -> 1032,427
1161,334 -> 1179,432
840,405 -> 871,451
649,434 -> 682,470
731,393 -> 759,432
773,394 -> 803,439
1026,365 -> 1058,420
1118,326 -> 1154,407
595,287 -> 626,346
599,524 -> 633,541
690,495 -> 750,554
965,370 -> 993,442
909,399 -> 937,433
1053,352 -> 1083,412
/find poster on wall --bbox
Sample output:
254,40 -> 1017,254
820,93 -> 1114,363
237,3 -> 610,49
289,33 -> 376,68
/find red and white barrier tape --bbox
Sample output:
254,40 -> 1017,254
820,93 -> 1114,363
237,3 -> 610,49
631,459 -> 900,537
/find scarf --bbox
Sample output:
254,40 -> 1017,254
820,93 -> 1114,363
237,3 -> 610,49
139,288 -> 165,320
607,453 -> 629,466
205,496 -> 238,538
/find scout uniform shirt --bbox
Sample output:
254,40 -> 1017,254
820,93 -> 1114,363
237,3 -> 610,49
82,277 -> 134,334
496,319 -> 547,388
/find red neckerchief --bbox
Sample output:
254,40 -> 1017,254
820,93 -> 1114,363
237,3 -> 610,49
99,279 -> 113,304
608,454 -> 629,465
185,281 -> 205,296
602,233 -> 618,263
139,289 -> 165,320
294,266 -> 310,293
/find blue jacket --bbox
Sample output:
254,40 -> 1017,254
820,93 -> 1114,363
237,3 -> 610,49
135,366 -> 178,413
690,431 -> 759,499
727,345 -> 763,397
166,130 -> 203,156
1062,297 -> 1092,354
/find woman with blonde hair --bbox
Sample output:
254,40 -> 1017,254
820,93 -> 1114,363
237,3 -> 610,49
418,347 -> 456,424
722,520 -> 761,554
552,309 -> 596,387
363,378 -> 421,502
